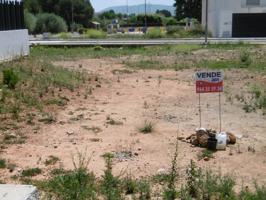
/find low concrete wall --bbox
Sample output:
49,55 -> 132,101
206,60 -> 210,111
0,29 -> 29,61
0,184 -> 38,200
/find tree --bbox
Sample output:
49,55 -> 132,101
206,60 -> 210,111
156,9 -> 172,17
27,0 -> 94,28
24,0 -> 41,14
174,0 -> 202,21
99,10 -> 116,20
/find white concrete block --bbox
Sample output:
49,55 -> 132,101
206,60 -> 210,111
0,184 -> 38,200
0,29 -> 29,61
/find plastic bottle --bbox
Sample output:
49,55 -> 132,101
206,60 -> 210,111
216,132 -> 227,150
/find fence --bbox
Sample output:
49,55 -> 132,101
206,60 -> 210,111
0,0 -> 25,31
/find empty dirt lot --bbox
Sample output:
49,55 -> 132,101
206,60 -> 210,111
1,46 -> 266,191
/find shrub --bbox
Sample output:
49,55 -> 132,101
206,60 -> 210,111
47,168 -> 96,200
35,13 -> 67,34
2,68 -> 19,89
100,153 -> 122,200
181,160 -> 237,200
239,51 -> 252,67
59,32 -> 71,40
84,29 -> 107,39
146,28 -> 165,39
24,10 -> 36,34
0,159 -> 6,169
22,168 -> 42,177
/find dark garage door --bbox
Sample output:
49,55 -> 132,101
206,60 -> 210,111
232,13 -> 266,37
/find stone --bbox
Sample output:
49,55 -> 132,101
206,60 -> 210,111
157,168 -> 167,175
66,131 -> 74,136
204,157 -> 210,161
177,136 -> 185,140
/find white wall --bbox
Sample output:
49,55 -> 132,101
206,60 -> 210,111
202,0 -> 266,37
0,29 -> 29,61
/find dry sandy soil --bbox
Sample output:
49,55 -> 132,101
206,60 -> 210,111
1,56 -> 266,189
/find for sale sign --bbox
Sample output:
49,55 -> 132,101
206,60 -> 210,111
196,71 -> 223,93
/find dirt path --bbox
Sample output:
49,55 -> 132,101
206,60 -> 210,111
1,58 -> 266,187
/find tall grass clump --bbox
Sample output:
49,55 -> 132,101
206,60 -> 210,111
43,151 -> 96,200
2,68 -> 19,89
84,29 -> 107,39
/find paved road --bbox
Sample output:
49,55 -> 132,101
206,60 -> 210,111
30,38 -> 266,46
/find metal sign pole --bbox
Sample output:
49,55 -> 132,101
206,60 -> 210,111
199,93 -> 202,128
219,92 -> 222,133
205,0 -> 209,44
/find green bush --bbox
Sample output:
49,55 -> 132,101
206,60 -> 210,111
101,153 -> 122,200
35,13 -> 67,34
59,32 -> 71,40
84,29 -> 107,39
47,168 -> 96,200
0,159 -> 6,169
24,10 -> 36,34
146,28 -> 165,39
2,68 -> 19,89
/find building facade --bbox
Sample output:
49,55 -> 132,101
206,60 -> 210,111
0,0 -> 29,61
202,0 -> 266,37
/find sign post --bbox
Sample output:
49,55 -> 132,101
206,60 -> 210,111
195,71 -> 224,131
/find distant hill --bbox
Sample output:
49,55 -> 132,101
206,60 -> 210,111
101,4 -> 175,16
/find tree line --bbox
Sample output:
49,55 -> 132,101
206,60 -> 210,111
24,0 -> 202,34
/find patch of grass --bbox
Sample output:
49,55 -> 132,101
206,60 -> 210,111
84,29 -> 107,39
139,120 -> 154,134
181,160 -> 236,200
45,168 -> 96,200
0,58 -> 86,123
45,156 -> 60,166
197,149 -> 215,160
0,159 -> 6,168
138,180 -> 151,200
22,168 -> 42,177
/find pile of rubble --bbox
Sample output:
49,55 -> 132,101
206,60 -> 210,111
181,128 -> 237,150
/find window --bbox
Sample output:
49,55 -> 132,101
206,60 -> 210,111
246,0 -> 260,6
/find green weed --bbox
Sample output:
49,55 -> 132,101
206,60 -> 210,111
22,168 -> 42,177
0,159 -> 6,168
139,120 -> 154,134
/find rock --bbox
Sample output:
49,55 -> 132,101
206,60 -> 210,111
177,136 -> 185,140
204,157 -> 210,161
157,168 -> 167,175
181,139 -> 187,143
66,131 -> 74,136
227,132 -> 236,144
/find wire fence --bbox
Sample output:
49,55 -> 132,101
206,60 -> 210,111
0,0 -> 25,31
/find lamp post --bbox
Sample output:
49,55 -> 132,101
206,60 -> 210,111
205,0 -> 208,44
71,0 -> 74,33
144,0 -> 147,32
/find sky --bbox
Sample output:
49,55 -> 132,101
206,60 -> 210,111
90,0 -> 175,12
